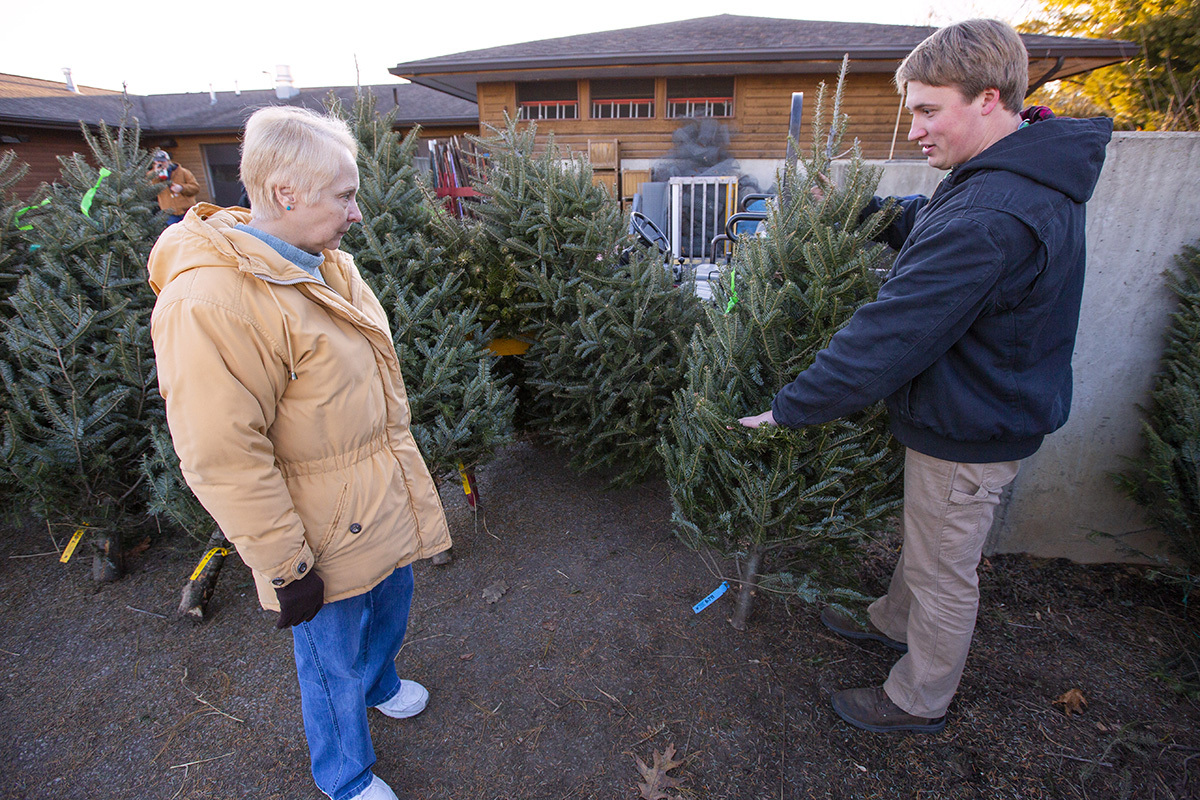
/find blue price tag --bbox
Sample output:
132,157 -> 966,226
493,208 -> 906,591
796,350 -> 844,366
692,582 -> 729,614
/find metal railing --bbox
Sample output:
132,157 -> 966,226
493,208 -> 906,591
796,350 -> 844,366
666,97 -> 733,119
591,98 -> 655,119
668,176 -> 739,262
517,100 -> 579,120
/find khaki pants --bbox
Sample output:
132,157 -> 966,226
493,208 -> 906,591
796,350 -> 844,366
868,448 -> 1020,718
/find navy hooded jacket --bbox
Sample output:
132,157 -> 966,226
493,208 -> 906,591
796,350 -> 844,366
771,116 -> 1113,463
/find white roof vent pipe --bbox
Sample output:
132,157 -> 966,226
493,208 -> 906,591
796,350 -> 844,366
62,68 -> 79,94
275,65 -> 300,100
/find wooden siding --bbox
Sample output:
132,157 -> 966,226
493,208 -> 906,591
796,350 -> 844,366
477,73 -> 917,162
400,124 -> 478,141
477,83 -> 517,128
1,128 -> 90,198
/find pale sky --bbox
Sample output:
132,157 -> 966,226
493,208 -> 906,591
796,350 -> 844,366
6,0 -> 1045,96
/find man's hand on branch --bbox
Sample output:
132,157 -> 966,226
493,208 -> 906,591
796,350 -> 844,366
810,172 -> 833,203
739,410 -> 777,428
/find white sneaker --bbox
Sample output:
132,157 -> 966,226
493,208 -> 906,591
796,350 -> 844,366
346,775 -> 398,800
373,679 -> 429,719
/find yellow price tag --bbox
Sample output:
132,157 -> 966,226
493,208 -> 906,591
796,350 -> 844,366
457,463 -> 472,497
189,547 -> 231,581
59,527 -> 86,563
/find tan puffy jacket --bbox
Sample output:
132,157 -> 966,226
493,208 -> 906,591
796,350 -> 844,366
149,163 -> 200,215
148,204 -> 450,610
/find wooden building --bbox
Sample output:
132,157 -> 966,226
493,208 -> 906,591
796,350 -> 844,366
392,15 -> 1135,196
0,75 -> 478,200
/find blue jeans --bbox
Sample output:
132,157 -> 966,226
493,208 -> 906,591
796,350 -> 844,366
166,213 -> 185,225
292,565 -> 414,800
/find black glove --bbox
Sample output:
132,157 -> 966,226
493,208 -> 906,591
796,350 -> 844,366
274,570 -> 325,629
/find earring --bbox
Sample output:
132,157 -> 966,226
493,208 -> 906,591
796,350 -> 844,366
286,205 -> 293,211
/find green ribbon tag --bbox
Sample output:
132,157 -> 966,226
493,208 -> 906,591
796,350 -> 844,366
14,198 -> 50,230
724,267 -> 738,314
80,167 -> 112,217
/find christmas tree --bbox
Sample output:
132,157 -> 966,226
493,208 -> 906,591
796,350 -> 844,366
441,117 -> 629,339
431,117 -> 705,484
1114,242 -> 1200,693
0,150 -> 33,294
522,241 -> 705,486
0,150 -> 33,504
1,111 -> 165,581
1115,243 -> 1200,575
659,70 -> 904,629
332,91 -> 515,484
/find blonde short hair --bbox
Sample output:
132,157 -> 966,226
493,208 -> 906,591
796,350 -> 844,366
240,106 -> 358,220
896,19 -> 1029,113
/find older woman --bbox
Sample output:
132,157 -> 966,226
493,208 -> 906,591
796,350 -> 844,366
148,106 -> 451,800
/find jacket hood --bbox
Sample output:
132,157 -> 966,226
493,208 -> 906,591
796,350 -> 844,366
954,116 -> 1114,204
147,203 -> 317,295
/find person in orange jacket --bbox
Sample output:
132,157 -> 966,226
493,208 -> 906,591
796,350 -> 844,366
148,108 -> 451,800
148,149 -> 200,224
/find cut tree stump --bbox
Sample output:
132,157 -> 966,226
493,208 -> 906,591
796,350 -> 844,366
91,530 -> 124,583
178,530 -> 232,623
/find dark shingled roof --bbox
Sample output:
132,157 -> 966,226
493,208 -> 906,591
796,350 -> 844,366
392,14 -> 1137,101
400,16 -> 942,67
0,94 -> 150,129
0,83 -> 478,133
0,72 -> 121,99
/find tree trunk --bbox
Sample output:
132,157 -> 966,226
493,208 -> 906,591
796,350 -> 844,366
729,544 -> 765,631
91,529 -> 124,583
177,529 -> 232,623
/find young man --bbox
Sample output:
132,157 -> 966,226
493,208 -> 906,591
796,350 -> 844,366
148,149 -> 200,224
739,19 -> 1112,732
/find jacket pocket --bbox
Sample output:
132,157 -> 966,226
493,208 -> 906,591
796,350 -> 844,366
313,483 -> 350,559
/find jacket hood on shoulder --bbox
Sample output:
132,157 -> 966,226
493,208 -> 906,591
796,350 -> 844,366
147,203 -> 316,295
955,116 -> 1114,204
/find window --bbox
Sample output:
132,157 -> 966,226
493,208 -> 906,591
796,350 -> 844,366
590,78 -> 655,119
517,81 -> 578,120
666,77 -> 734,119
202,143 -> 244,207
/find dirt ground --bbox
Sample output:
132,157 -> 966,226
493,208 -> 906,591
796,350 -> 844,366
1,439 -> 1198,800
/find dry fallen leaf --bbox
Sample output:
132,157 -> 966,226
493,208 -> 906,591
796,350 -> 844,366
459,653 -> 475,661
634,743 -> 684,800
482,580 -> 509,604
1053,688 -> 1088,716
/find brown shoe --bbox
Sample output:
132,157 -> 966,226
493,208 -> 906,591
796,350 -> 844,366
820,607 -> 908,653
831,686 -> 946,733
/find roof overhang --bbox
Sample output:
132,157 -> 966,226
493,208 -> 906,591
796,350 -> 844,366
394,41 -> 1137,103
0,114 -> 133,131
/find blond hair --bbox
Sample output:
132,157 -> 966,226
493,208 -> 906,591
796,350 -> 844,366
896,19 -> 1029,113
240,106 -> 358,220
